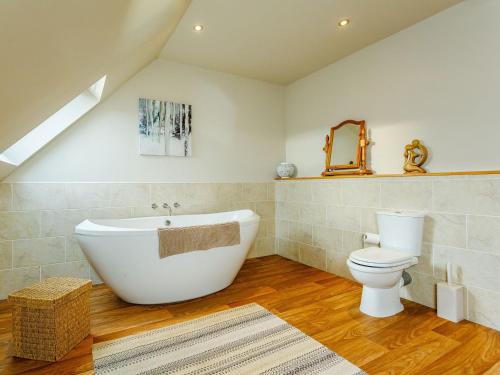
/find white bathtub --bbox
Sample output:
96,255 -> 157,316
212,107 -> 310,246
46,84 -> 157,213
75,210 -> 260,304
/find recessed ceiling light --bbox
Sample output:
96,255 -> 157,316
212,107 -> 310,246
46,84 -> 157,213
338,18 -> 350,27
193,24 -> 204,32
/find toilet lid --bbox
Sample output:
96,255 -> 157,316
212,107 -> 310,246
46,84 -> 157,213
349,247 -> 414,268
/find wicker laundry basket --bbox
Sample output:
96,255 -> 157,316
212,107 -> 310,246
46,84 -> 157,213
8,277 -> 92,361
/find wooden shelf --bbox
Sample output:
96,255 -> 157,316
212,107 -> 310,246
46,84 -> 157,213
275,170 -> 500,181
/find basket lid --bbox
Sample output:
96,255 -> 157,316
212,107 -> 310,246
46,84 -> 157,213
8,277 -> 91,308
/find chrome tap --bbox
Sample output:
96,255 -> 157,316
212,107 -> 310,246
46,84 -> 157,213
162,202 -> 180,216
162,203 -> 172,216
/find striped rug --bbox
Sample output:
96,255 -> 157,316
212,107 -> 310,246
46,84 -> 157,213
92,303 -> 365,375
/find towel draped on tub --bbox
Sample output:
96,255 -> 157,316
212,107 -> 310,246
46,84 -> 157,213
158,221 -> 241,258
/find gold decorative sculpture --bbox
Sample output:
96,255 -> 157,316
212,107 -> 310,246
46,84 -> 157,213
403,139 -> 428,174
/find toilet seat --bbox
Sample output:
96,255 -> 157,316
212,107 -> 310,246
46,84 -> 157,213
349,246 -> 417,268
347,259 -> 409,274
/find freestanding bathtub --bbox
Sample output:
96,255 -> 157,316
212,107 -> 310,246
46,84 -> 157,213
75,210 -> 260,304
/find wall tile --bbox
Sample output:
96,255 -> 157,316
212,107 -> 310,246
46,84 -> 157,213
278,239 -> 299,261
326,206 -> 361,232
12,183 -> 67,210
41,261 -> 89,280
0,267 -> 40,299
278,201 -> 291,219
286,202 -> 302,222
275,183 -> 287,202
255,201 -> 275,219
289,222 -> 312,244
171,203 -> 198,215
465,174 -> 500,180
342,231 -> 363,253
467,215 -> 500,254
241,183 -> 268,202
311,181 -> 341,205
299,203 -> 326,225
255,237 -> 275,257
342,181 -> 380,208
132,206 -> 172,217
412,243 -> 432,275
400,271 -> 439,308
66,235 -> 87,261
0,183 -> 12,211
381,181 -> 432,210
264,219 -> 275,238
150,184 -> 178,205
267,183 -> 275,201
215,183 -> 242,202
90,207 -> 132,219
424,213 -> 466,248
212,202 -> 234,213
256,220 -> 268,239
433,245 -> 500,291
257,219 -> 276,238
361,208 -> 378,234
299,244 -> 326,271
110,183 -> 149,207
467,286 -> 500,330
326,251 -> 351,279
0,211 -> 40,240
229,201 -> 256,212
209,202 -> 232,213
210,202 -> 233,214
287,182 -> 312,202
275,202 -> 285,219
177,202 -> 228,215
13,237 -> 65,267
41,209 -> 90,236
0,240 -> 12,270
65,183 -> 110,209
433,179 -> 500,215
277,220 -> 289,240
312,225 -> 341,251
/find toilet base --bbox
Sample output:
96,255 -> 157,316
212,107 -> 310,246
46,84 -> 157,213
360,284 -> 403,317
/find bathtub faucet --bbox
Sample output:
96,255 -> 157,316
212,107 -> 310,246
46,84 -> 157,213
162,202 -> 180,216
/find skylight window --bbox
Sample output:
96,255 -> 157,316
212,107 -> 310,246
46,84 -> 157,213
0,75 -> 107,166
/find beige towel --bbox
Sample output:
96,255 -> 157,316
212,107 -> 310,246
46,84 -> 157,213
158,221 -> 241,258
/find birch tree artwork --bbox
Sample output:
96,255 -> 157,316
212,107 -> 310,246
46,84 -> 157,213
138,98 -> 192,156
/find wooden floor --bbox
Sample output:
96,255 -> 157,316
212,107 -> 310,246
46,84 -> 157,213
0,256 -> 499,374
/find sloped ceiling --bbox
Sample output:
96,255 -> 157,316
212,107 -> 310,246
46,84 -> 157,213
0,0 -> 190,153
161,0 -> 462,84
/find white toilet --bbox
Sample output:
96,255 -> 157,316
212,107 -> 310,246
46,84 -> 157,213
347,211 -> 424,318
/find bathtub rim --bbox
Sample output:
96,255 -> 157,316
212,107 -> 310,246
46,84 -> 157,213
75,209 -> 260,237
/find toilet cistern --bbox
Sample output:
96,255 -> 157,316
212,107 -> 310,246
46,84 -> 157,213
347,211 -> 425,318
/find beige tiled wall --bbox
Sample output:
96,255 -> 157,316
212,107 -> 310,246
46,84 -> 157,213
0,182 -> 275,299
276,176 -> 500,330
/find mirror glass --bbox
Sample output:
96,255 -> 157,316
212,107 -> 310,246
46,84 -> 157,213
331,124 -> 359,166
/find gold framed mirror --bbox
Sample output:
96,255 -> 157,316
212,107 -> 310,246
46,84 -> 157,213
322,119 -> 372,176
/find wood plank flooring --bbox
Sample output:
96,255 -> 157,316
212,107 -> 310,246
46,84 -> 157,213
0,255 -> 499,374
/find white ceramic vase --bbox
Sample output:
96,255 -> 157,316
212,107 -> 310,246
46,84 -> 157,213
276,162 -> 296,178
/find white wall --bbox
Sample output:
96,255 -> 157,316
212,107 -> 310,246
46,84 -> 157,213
285,0 -> 500,176
6,60 -> 285,182
8,0 -> 500,183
